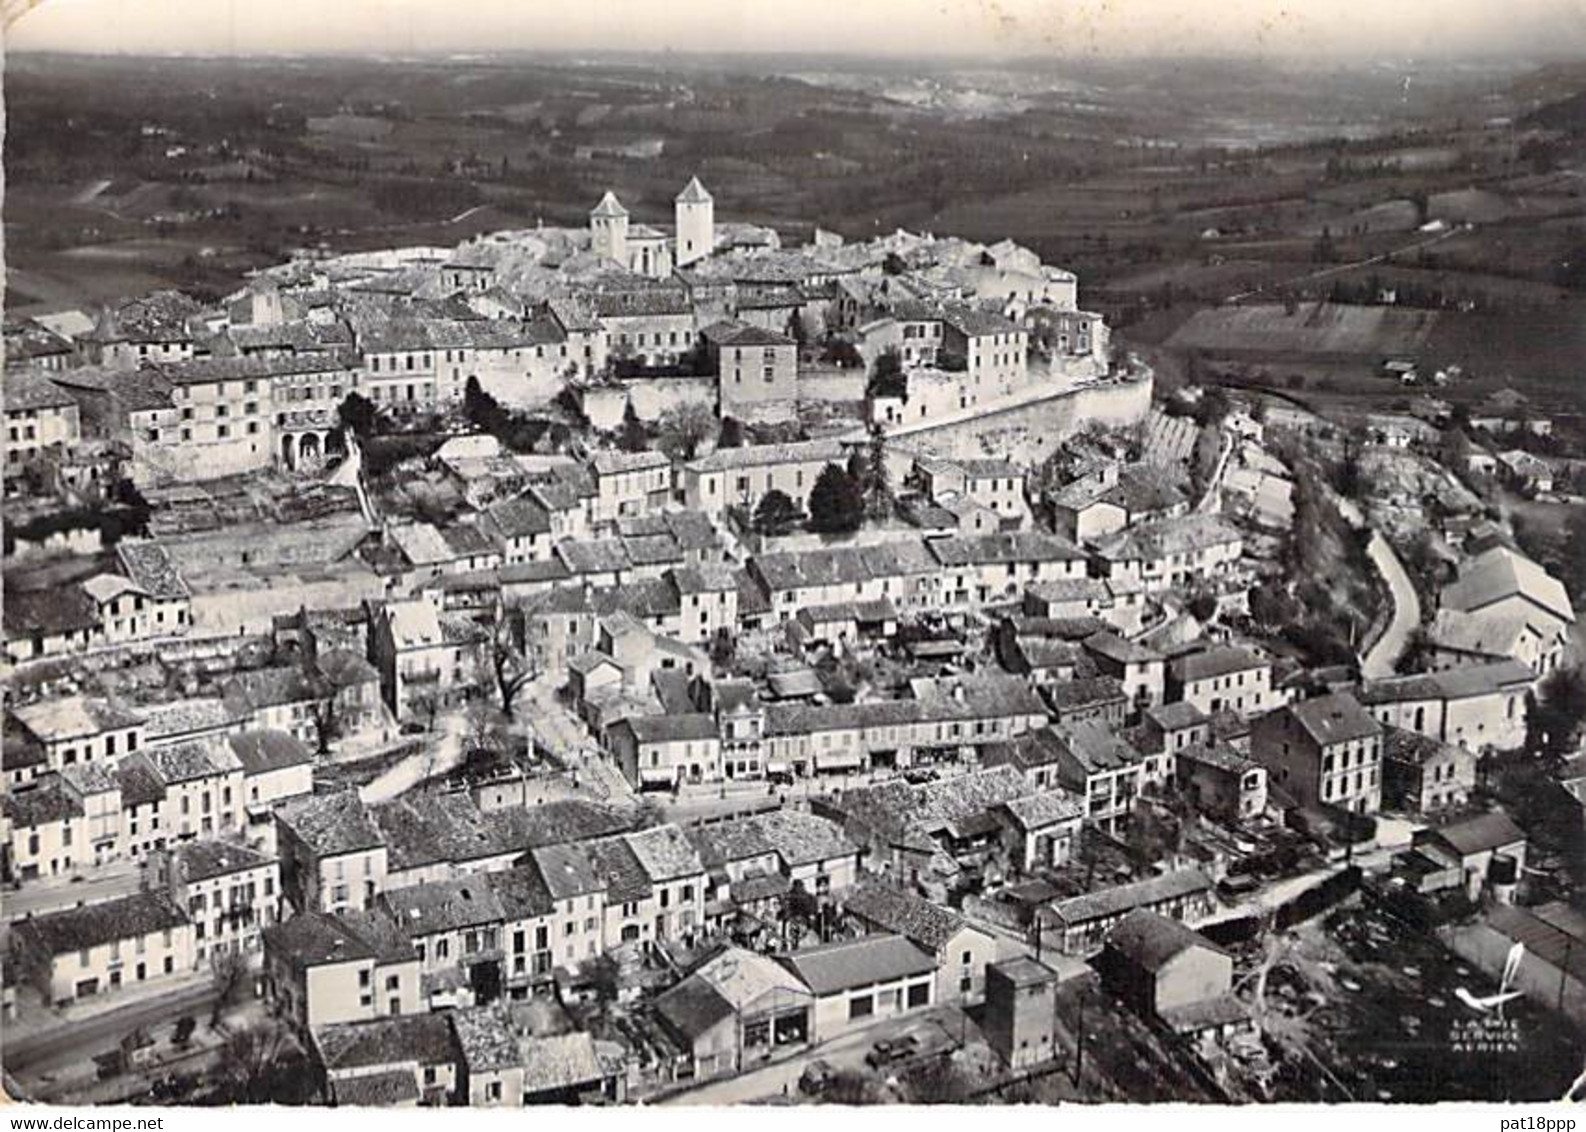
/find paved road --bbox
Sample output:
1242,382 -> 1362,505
7,982 -> 219,1076
358,711 -> 465,803
1224,225 -> 1464,303
657,1005 -> 971,1105
5,860 -> 144,922
1361,531 -> 1421,679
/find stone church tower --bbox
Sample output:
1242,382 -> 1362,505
590,191 -> 629,266
674,176 -> 714,269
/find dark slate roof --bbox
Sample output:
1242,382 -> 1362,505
1105,908 -> 1224,972
1169,646 -> 1268,684
3,586 -> 100,638
381,877 -> 506,937
227,729 -> 314,776
116,762 -> 166,809
655,974 -> 736,1041
1428,811 -> 1526,857
1285,693 -> 1381,747
17,892 -> 187,956
585,836 -> 652,904
168,839 -> 274,882
1,778 -> 83,828
263,908 -> 413,972
487,865 -> 557,921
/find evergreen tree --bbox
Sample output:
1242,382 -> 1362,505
807,463 -> 864,534
336,391 -> 378,439
617,402 -> 649,453
861,424 -> 893,521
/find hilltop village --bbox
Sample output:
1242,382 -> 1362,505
2,177 -> 1583,1106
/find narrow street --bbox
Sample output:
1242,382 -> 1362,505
7,980 -> 219,1076
3,857 -> 144,922
656,1005 -> 973,1106
358,710 -> 466,804
1360,531 -> 1421,679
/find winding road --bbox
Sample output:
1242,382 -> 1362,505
1360,530 -> 1421,679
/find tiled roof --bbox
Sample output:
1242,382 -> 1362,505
655,974 -> 736,1040
168,839 -> 275,883
928,531 -> 1085,568
17,891 -> 188,957
315,1008 -> 453,1065
381,877 -> 507,937
622,713 -> 718,745
688,438 -> 845,474
2,778 -> 83,828
1105,908 -> 1223,971
1427,811 -> 1526,857
1285,693 -> 1381,747
278,790 -> 384,856
625,824 -> 706,882
843,882 -> 968,952
1169,646 -> 1268,684
115,540 -> 189,600
1051,868 -> 1213,927
11,695 -> 143,742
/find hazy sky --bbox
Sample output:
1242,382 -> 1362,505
9,0 -> 1586,59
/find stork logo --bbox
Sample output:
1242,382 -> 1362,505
1454,941 -> 1525,1016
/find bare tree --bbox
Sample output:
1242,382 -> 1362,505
656,402 -> 716,462
308,691 -> 345,758
209,948 -> 252,1027
487,616 -> 534,720
217,1019 -> 292,1103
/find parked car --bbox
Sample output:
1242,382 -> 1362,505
798,1059 -> 837,1095
903,768 -> 938,785
865,1035 -> 920,1069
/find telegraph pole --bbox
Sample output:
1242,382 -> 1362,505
1072,988 -> 1087,1088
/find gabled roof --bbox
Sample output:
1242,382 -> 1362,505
843,882 -> 971,952
1051,868 -> 1213,927
1106,908 -> 1224,971
1169,645 -> 1269,683
777,934 -> 936,996
1284,692 -> 1381,747
278,790 -> 384,857
381,877 -> 507,937
1426,811 -> 1526,857
16,891 -> 188,957
655,975 -> 736,1041
1442,546 -> 1574,625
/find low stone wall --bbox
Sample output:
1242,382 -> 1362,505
892,374 -> 1153,467
798,365 -> 868,405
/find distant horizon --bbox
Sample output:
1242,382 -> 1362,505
8,44 -> 1585,67
10,0 -> 1586,62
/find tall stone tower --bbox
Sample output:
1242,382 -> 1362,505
590,191 -> 630,267
674,176 -> 714,269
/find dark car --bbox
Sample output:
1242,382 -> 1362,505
865,1035 -> 921,1070
798,1059 -> 837,1095
903,768 -> 938,785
